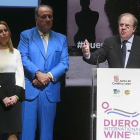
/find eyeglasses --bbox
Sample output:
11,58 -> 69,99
119,23 -> 133,29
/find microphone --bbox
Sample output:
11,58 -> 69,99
128,50 -> 140,56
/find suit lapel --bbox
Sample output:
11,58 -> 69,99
126,35 -> 140,67
32,27 -> 46,59
46,30 -> 56,60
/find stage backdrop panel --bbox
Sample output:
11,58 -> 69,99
67,0 -> 112,52
97,68 -> 140,140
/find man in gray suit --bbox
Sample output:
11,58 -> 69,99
82,13 -> 140,68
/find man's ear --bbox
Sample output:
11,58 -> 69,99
35,17 -> 37,22
133,26 -> 137,33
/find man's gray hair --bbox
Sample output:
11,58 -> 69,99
35,5 -> 53,17
118,13 -> 138,27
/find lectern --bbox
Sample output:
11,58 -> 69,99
92,68 -> 140,140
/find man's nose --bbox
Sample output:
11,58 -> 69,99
46,16 -> 50,20
122,25 -> 127,29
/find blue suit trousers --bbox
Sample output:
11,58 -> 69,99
20,91 -> 57,140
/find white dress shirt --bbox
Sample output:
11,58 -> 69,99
121,35 -> 134,67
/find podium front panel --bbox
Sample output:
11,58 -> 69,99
97,68 -> 140,140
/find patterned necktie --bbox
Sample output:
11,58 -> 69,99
42,34 -> 48,55
121,40 -> 127,67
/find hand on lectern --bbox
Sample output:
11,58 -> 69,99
82,39 -> 90,57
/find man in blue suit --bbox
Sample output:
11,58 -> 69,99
18,5 -> 69,140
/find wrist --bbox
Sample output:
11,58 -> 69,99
35,70 -> 40,78
14,95 -> 19,100
48,72 -> 54,81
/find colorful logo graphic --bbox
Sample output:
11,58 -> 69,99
114,74 -> 119,82
102,102 -> 139,117
113,89 -> 120,94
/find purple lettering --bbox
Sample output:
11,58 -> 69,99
118,120 -> 123,127
104,119 -> 110,126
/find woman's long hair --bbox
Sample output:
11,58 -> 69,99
0,21 -> 14,53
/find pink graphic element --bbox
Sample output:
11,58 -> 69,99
104,109 -> 112,113
102,102 -> 109,109
104,131 -> 130,138
104,119 -> 138,127
114,74 -> 119,82
102,102 -> 112,111
102,102 -> 112,113
102,102 -> 139,117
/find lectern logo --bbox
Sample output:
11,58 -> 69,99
125,90 -> 130,95
102,102 -> 139,117
114,74 -> 119,82
113,89 -> 120,94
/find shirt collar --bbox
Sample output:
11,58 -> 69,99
38,30 -> 50,37
121,34 -> 134,44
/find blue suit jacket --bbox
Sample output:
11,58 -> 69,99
18,27 -> 69,102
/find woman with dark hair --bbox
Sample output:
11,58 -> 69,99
0,21 -> 25,140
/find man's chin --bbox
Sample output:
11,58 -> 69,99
120,35 -> 128,40
43,28 -> 51,33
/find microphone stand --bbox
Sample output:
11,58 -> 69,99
91,53 -> 102,140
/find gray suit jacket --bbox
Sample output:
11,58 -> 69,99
83,35 -> 140,68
